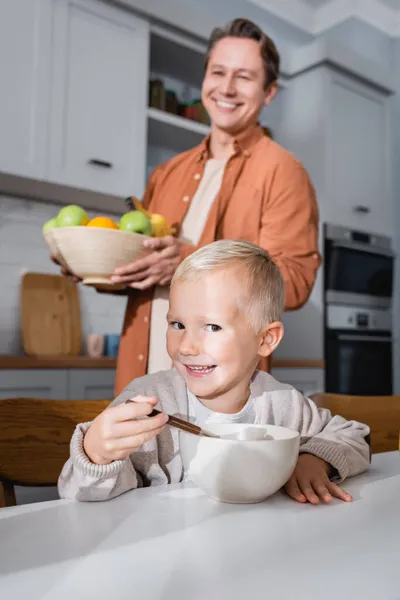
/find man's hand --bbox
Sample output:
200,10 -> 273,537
50,254 -> 81,283
285,453 -> 352,505
111,236 -> 182,290
83,396 -> 168,465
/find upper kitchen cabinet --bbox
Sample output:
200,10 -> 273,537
326,72 -> 391,235
0,0 -> 52,180
276,42 -> 394,237
49,0 -> 149,198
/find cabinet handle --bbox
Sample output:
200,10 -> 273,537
353,205 -> 370,214
88,159 -> 113,169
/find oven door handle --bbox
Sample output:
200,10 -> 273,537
333,240 -> 394,257
337,334 -> 393,343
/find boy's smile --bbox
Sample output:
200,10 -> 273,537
166,267 -> 279,414
184,365 -> 216,377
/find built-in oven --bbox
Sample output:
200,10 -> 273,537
325,305 -> 392,395
324,224 -> 394,309
324,224 -> 394,395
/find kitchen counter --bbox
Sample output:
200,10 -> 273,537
0,356 -> 325,369
272,358 -> 325,368
0,356 -> 117,369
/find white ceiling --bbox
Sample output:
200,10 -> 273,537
305,0 -> 400,6
379,0 -> 400,8
247,0 -> 400,36
301,0 -> 331,7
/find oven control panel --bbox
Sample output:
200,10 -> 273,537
356,313 -> 369,328
326,305 -> 392,332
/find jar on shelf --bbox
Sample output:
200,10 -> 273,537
165,90 -> 179,115
149,79 -> 166,110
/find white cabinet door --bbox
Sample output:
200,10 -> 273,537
49,0 -> 149,197
271,368 -> 325,398
68,369 -> 115,400
0,0 -> 52,179
327,73 -> 391,235
0,370 -> 68,399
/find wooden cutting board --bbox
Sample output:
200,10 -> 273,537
20,273 -> 82,356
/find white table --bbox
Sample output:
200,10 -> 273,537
1,452 -> 399,600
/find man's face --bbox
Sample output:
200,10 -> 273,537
202,36 -> 276,135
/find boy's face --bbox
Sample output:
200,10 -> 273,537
167,268 -> 282,412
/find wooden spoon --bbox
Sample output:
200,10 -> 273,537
125,399 -> 220,438
149,408 -> 221,438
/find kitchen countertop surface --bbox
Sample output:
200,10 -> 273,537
0,356 -> 117,369
0,355 -> 325,369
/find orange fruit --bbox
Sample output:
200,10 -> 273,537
86,216 -> 119,230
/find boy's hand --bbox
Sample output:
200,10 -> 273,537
285,453 -> 352,505
83,396 -> 168,465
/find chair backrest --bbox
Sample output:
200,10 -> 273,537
0,398 -> 110,507
309,393 -> 400,454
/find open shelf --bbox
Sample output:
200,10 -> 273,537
150,28 -> 206,90
147,107 -> 209,153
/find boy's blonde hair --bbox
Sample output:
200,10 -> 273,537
171,240 -> 284,332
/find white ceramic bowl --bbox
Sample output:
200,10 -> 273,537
180,423 -> 300,504
43,226 -> 151,289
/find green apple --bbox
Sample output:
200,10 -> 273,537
119,211 -> 152,236
42,218 -> 58,232
56,205 -> 89,227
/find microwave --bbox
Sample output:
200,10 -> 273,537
324,224 -> 394,309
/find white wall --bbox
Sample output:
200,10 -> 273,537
0,195 -> 127,354
191,0 -> 313,49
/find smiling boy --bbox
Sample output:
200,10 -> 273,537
59,241 -> 369,505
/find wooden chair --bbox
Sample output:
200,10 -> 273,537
0,398 -> 111,508
310,393 -> 400,454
